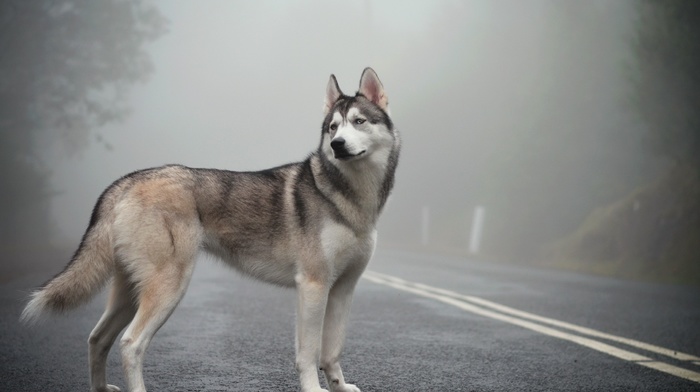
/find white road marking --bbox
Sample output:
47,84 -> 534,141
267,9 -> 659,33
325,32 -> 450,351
368,271 -> 700,363
363,271 -> 700,384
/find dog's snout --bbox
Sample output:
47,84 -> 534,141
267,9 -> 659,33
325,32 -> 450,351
330,137 -> 346,151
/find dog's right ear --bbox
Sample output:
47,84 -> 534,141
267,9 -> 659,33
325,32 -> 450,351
324,74 -> 343,115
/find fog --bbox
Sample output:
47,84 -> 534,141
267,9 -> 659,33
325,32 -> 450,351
7,0 -> 695,282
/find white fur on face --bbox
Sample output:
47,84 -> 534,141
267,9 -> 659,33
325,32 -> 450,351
327,107 -> 394,162
334,108 -> 366,156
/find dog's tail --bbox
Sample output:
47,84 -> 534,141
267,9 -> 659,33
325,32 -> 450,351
20,196 -> 117,325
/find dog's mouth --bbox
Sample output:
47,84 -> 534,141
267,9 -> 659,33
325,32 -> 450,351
334,150 -> 366,161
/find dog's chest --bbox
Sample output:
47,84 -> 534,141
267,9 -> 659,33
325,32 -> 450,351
319,220 -> 377,273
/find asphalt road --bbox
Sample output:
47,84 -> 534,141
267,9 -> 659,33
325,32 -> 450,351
2,248 -> 700,391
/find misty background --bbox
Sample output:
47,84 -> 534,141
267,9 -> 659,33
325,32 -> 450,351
2,0 -> 699,285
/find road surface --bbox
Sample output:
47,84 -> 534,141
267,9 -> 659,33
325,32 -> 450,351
2,248 -> 699,391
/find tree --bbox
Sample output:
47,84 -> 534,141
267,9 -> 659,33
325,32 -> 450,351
633,0 -> 700,170
0,1 -> 167,252
543,0 -> 700,283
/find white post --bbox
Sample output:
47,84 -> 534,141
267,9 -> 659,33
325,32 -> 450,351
469,206 -> 485,254
421,206 -> 429,246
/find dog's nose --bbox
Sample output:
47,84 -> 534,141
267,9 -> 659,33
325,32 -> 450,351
330,137 -> 346,151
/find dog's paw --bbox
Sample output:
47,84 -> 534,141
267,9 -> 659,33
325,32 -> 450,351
304,388 -> 329,392
332,383 -> 361,392
93,385 -> 121,392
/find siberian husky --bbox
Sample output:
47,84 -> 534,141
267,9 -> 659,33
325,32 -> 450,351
21,68 -> 400,392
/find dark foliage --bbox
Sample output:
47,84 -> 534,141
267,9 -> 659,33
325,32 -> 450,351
0,1 -> 167,250
633,0 -> 700,168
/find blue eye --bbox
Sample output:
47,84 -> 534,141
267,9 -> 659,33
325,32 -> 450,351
354,118 -> 366,125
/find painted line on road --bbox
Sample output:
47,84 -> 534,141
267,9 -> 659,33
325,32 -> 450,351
363,271 -> 700,384
367,271 -> 700,363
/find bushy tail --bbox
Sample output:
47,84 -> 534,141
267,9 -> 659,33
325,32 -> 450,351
20,222 -> 114,325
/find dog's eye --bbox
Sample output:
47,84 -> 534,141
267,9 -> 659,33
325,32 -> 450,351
354,118 -> 366,125
330,124 -> 338,131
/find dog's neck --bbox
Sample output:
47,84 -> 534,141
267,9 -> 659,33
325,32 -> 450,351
311,139 -> 399,233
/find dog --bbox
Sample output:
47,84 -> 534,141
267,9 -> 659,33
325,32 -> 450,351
20,67 -> 399,392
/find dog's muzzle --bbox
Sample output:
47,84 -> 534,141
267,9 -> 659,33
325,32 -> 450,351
330,137 -> 366,160
330,138 -> 365,160
331,137 -> 351,159
330,137 -> 346,153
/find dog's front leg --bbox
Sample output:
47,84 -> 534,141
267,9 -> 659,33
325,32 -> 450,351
320,270 -> 363,392
296,275 -> 330,392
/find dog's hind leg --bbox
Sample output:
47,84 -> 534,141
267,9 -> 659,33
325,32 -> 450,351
116,212 -> 201,392
118,257 -> 196,392
88,270 -> 137,392
118,251 -> 197,392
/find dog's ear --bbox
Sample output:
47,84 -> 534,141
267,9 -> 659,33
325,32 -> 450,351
358,67 -> 388,111
324,74 -> 343,114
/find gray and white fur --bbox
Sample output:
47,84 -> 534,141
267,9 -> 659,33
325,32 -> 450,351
21,67 -> 400,392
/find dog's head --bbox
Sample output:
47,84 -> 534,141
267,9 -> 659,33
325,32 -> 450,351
320,68 -> 395,164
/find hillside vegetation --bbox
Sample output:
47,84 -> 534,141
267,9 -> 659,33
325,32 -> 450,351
545,164 -> 700,285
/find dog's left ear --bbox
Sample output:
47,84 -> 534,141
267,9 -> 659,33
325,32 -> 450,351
358,67 -> 388,111
324,74 -> 343,115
